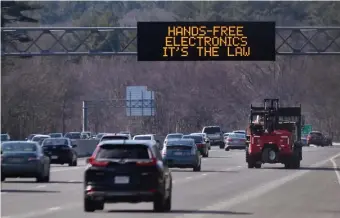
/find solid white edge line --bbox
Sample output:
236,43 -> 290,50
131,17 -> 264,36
330,157 -> 340,186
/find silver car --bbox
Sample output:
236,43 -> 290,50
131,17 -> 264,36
1,141 -> 50,182
224,133 -> 247,151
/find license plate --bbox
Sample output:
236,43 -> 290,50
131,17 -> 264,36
114,176 -> 129,184
174,151 -> 183,156
51,155 -> 58,159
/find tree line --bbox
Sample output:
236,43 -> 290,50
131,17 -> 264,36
1,1 -> 340,139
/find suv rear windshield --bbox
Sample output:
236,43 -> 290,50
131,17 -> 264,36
96,144 -> 150,159
134,136 -> 152,140
166,134 -> 183,139
182,135 -> 203,143
65,133 -> 81,139
203,127 -> 221,134
101,136 -> 129,141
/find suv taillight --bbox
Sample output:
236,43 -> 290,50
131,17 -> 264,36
136,158 -> 157,166
88,157 -> 109,167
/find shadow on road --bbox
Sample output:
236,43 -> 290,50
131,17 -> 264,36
3,180 -> 83,184
263,166 -> 340,171
170,169 -> 238,173
200,170 -> 239,173
1,189 -> 60,193
107,209 -> 252,215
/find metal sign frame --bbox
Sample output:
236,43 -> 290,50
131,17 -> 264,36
2,26 -> 339,132
1,26 -> 340,57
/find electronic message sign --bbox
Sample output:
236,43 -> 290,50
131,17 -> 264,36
137,22 -> 276,61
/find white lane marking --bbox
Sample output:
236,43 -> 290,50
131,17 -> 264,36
330,157 -> 340,186
175,151 -> 340,218
2,204 -> 78,218
47,207 -> 61,211
35,185 -> 46,189
172,166 -> 243,185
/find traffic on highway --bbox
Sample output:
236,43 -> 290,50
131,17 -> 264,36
1,99 -> 340,218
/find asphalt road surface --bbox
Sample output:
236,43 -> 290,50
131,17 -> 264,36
1,143 -> 340,218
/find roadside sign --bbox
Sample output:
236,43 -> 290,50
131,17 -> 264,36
302,124 -> 312,135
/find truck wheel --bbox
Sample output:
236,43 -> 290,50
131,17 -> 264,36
248,162 -> 254,168
254,163 -> 262,169
84,198 -> 96,212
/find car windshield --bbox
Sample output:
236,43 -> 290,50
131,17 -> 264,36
101,136 -> 129,141
42,139 -> 68,146
1,134 -> 9,141
203,127 -> 221,134
27,134 -> 36,140
33,136 -> 49,142
64,133 -> 81,139
96,144 -> 150,159
1,142 -> 37,153
49,133 -> 62,138
167,134 -> 183,139
167,139 -> 193,146
233,131 -> 245,134
134,136 -> 152,140
182,135 -> 203,143
96,133 -> 105,139
229,134 -> 246,139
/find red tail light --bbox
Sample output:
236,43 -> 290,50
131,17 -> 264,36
307,135 -> 311,140
136,157 -> 157,166
227,138 -> 233,142
196,143 -> 204,147
88,157 -> 109,167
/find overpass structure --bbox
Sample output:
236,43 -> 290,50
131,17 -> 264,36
1,26 -> 340,132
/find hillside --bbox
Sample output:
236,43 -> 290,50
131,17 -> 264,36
2,1 -> 340,139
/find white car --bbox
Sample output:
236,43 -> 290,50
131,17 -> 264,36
164,133 -> 184,147
31,134 -> 51,145
133,134 -> 161,149
100,133 -> 131,142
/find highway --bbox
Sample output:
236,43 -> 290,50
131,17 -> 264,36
1,144 -> 340,218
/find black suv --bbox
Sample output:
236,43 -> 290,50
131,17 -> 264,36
84,140 -> 172,212
41,138 -> 78,166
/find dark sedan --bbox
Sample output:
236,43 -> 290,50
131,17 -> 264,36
41,138 -> 78,166
1,141 -> 50,182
